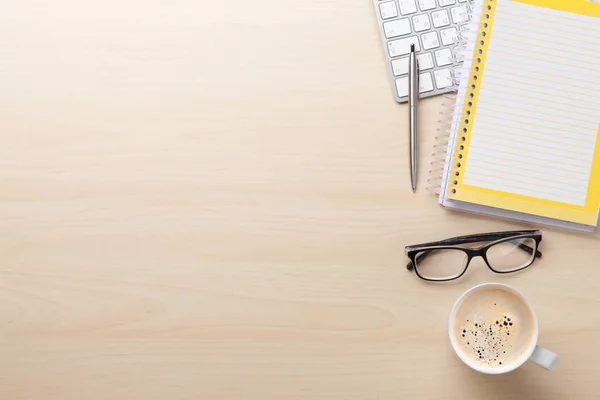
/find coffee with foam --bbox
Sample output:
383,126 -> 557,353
451,286 -> 536,368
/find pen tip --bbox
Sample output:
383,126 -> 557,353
410,44 -> 415,52
412,186 -> 416,193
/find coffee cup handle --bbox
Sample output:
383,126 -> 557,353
529,345 -> 559,371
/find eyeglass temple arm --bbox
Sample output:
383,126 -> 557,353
406,232 -> 542,270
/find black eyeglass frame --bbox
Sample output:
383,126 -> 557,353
404,230 -> 543,282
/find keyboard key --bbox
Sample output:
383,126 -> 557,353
458,0 -> 467,3
391,57 -> 409,76
412,14 -> 431,32
434,68 -> 453,89
398,0 -> 417,15
438,0 -> 456,5
451,5 -> 469,23
387,36 -> 421,57
418,0 -> 436,11
431,9 -> 450,27
435,48 -> 453,66
419,72 -> 434,93
416,53 -> 434,70
383,19 -> 411,38
379,1 -> 399,19
440,27 -> 457,45
395,76 -> 409,97
421,31 -> 440,50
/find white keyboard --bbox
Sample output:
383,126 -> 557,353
373,0 -> 471,103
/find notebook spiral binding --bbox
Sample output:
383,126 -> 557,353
426,0 -> 478,195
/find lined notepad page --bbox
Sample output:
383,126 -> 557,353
463,0 -> 600,207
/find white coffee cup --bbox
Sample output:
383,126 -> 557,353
449,283 -> 559,374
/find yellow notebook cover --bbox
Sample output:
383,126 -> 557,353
447,0 -> 600,226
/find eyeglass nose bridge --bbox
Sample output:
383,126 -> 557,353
463,248 -> 494,270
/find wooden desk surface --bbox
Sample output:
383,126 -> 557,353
2,1 -> 600,399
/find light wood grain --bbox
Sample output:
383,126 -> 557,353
1,1 -> 599,399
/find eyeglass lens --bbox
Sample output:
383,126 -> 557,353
486,237 -> 536,272
414,249 -> 468,280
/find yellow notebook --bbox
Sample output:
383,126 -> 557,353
440,0 -> 600,230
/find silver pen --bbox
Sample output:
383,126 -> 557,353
408,44 -> 419,193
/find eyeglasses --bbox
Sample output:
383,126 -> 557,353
404,230 -> 542,282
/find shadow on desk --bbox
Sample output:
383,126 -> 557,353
455,363 -> 564,400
